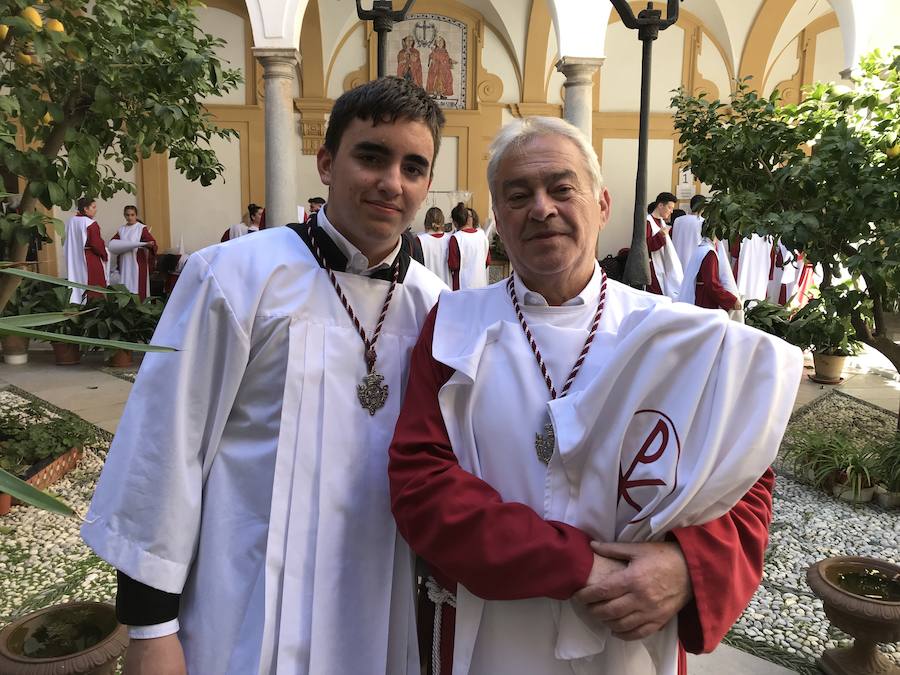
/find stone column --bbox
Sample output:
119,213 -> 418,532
555,57 -> 604,141
253,48 -> 301,227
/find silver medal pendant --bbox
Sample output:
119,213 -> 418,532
357,370 -> 389,415
534,421 -> 555,465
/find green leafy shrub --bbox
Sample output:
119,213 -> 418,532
0,403 -> 96,475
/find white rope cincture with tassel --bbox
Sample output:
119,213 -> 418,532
425,576 -> 457,675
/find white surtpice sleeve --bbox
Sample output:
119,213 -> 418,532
81,252 -> 251,594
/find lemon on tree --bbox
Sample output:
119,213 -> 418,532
21,6 -> 43,30
45,19 -> 65,33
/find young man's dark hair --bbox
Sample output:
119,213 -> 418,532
323,76 -> 445,165
654,191 -> 677,208
77,196 -> 96,213
450,202 -> 468,229
690,194 -> 706,212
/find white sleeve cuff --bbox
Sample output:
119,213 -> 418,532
127,618 -> 180,640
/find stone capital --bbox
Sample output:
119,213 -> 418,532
555,56 -> 605,87
253,48 -> 301,80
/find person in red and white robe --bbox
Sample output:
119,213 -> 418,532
64,197 -> 108,304
109,205 -> 157,300
645,192 -> 683,299
448,202 -> 490,290
221,203 -> 264,242
418,206 -> 452,286
389,117 -> 802,675
680,236 -> 741,313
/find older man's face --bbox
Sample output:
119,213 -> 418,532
493,135 -> 610,284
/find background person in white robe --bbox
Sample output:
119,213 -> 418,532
734,233 -> 773,301
448,201 -> 490,289
81,76 -> 446,675
220,202 -> 263,242
418,206 -> 452,285
645,192 -> 683,299
108,205 -> 157,300
64,196 -> 108,303
670,195 -> 705,268
389,116 -> 801,675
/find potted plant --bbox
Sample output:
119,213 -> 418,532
27,285 -> 85,365
743,299 -> 792,341
81,286 -> 164,368
786,296 -> 861,383
783,429 -> 878,502
873,433 -> 900,508
828,447 -> 878,503
0,279 -> 41,365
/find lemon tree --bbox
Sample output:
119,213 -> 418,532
0,0 -> 241,309
674,48 -> 900,413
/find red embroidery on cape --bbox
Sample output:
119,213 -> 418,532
617,409 -> 681,525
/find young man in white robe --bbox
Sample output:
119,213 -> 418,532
645,192 -> 683,299
108,205 -> 157,300
419,206 -> 452,286
448,201 -> 490,289
389,117 -> 802,675
82,76 -> 447,675
64,196 -> 108,303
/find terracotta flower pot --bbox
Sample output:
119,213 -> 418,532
812,352 -> 846,384
1,335 -> 29,365
0,602 -> 128,674
806,556 -> 900,675
51,342 -> 81,366
107,349 -> 133,368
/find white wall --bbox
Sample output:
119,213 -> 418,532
483,25 -> 520,103
812,27 -> 846,84
197,7 -> 247,106
411,136 -> 459,232
168,134 -> 242,253
327,23 -> 366,100
698,33 -> 732,101
764,36 -> 800,97
600,22 -> 684,112
598,137 -> 675,258
767,0 -> 832,77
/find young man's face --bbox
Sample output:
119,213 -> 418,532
309,202 -> 322,214
317,117 -> 434,260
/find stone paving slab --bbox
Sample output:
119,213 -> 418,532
688,647 -> 799,674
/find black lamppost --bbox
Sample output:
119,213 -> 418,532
609,0 -> 681,288
356,0 -> 417,79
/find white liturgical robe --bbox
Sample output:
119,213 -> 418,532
431,265 -> 802,675
646,214 -> 683,299
670,214 -> 702,271
82,225 -> 443,674
736,234 -> 773,301
419,231 -> 452,286
452,228 -> 490,289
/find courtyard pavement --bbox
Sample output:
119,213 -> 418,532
1,344 -> 897,674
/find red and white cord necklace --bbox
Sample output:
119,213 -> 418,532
307,223 -> 398,415
506,270 -> 608,463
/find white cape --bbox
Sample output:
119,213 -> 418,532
431,274 -> 802,675
679,238 -> 740,310
419,232 -> 452,286
452,229 -> 490,289
670,214 -> 702,271
736,234 -> 772,301
646,215 -> 683,300
82,227 -> 442,674
64,214 -> 107,304
111,223 -> 149,296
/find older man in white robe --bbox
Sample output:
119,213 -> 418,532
390,117 -> 802,675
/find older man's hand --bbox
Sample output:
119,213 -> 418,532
572,540 -> 693,641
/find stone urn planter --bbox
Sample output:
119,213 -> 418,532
876,486 -> 900,509
807,556 -> 900,675
811,352 -> 847,384
0,602 -> 128,674
1,335 -> 29,365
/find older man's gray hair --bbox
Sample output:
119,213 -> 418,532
487,116 -> 604,200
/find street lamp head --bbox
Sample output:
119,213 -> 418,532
355,0 -> 416,21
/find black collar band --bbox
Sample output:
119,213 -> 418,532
287,213 -> 411,283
